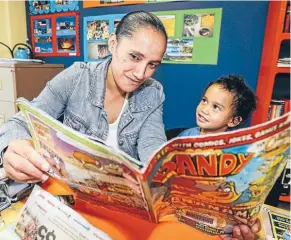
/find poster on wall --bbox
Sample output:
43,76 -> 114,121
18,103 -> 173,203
155,8 -> 222,64
163,38 -> 194,63
29,0 -> 79,15
158,15 -> 176,37
83,0 -> 144,8
84,14 -> 124,62
146,0 -> 182,2
32,17 -> 53,54
183,13 -> 214,37
83,0 -> 184,8
31,12 -> 80,57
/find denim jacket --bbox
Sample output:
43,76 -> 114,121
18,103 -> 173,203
0,58 -> 167,164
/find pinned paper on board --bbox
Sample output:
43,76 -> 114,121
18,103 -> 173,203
29,0 -> 79,15
31,12 -> 80,57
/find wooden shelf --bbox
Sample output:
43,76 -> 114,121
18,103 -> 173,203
252,1 -> 290,126
276,66 -> 291,73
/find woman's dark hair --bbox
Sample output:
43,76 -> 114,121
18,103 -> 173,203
205,74 -> 257,125
115,11 -> 168,42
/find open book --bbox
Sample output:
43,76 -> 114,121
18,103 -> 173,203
259,204 -> 290,240
16,98 -> 290,235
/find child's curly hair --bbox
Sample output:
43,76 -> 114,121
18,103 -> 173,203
205,74 -> 257,126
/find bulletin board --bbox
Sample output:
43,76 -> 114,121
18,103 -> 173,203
83,0 -> 183,8
155,8 -> 222,65
146,0 -> 182,3
29,0 -> 79,15
84,14 -> 125,62
30,12 -> 80,57
83,8 -> 222,64
83,0 -> 144,8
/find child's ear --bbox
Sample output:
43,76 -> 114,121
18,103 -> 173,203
228,116 -> 242,128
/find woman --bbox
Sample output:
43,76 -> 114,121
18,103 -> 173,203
1,11 -> 167,182
0,11 -> 259,240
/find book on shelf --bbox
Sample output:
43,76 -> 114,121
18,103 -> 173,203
277,58 -> 290,68
283,5 -> 290,33
16,97 -> 291,236
267,99 -> 290,121
280,159 -> 290,197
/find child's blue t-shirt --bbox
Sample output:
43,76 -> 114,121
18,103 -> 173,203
178,127 -> 201,137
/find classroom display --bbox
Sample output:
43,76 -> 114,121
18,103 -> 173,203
83,0 -> 143,8
155,8 -> 221,64
29,0 -> 79,15
30,12 -> 80,57
17,97 -> 290,236
83,8 -> 221,64
84,14 -> 124,62
83,0 -> 182,8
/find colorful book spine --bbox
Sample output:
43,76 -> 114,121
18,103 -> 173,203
284,5 -> 290,33
267,99 -> 290,120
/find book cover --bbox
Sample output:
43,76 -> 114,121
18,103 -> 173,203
16,97 -> 291,236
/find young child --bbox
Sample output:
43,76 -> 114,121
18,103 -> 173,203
179,74 -> 257,137
179,74 -> 260,239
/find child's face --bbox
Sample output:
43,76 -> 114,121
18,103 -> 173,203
196,84 -> 236,135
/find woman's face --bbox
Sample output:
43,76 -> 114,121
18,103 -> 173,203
109,28 -> 167,93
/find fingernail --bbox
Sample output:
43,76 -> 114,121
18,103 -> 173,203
42,174 -> 49,182
41,162 -> 50,172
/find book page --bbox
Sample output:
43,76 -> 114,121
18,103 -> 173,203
259,204 -> 290,240
15,185 -> 112,240
17,98 -> 152,221
143,113 -> 290,235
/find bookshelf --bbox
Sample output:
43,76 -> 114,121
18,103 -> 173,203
251,1 -> 290,125
252,1 -> 290,205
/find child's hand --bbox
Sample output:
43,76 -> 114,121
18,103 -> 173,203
220,219 -> 261,240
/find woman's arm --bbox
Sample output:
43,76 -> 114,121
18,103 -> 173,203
1,62 -> 86,182
0,62 -> 86,153
137,98 -> 167,164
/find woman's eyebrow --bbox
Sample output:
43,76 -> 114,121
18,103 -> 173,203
131,50 -> 162,64
131,50 -> 145,58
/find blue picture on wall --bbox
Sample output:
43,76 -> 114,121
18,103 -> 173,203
31,12 -> 80,56
29,0 -> 79,15
33,18 -> 53,53
84,14 -> 125,62
56,15 -> 77,53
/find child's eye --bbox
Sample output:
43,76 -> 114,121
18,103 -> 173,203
213,105 -> 221,111
130,54 -> 139,61
201,98 -> 207,104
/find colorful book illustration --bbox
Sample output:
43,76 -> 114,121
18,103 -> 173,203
16,97 -> 290,235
